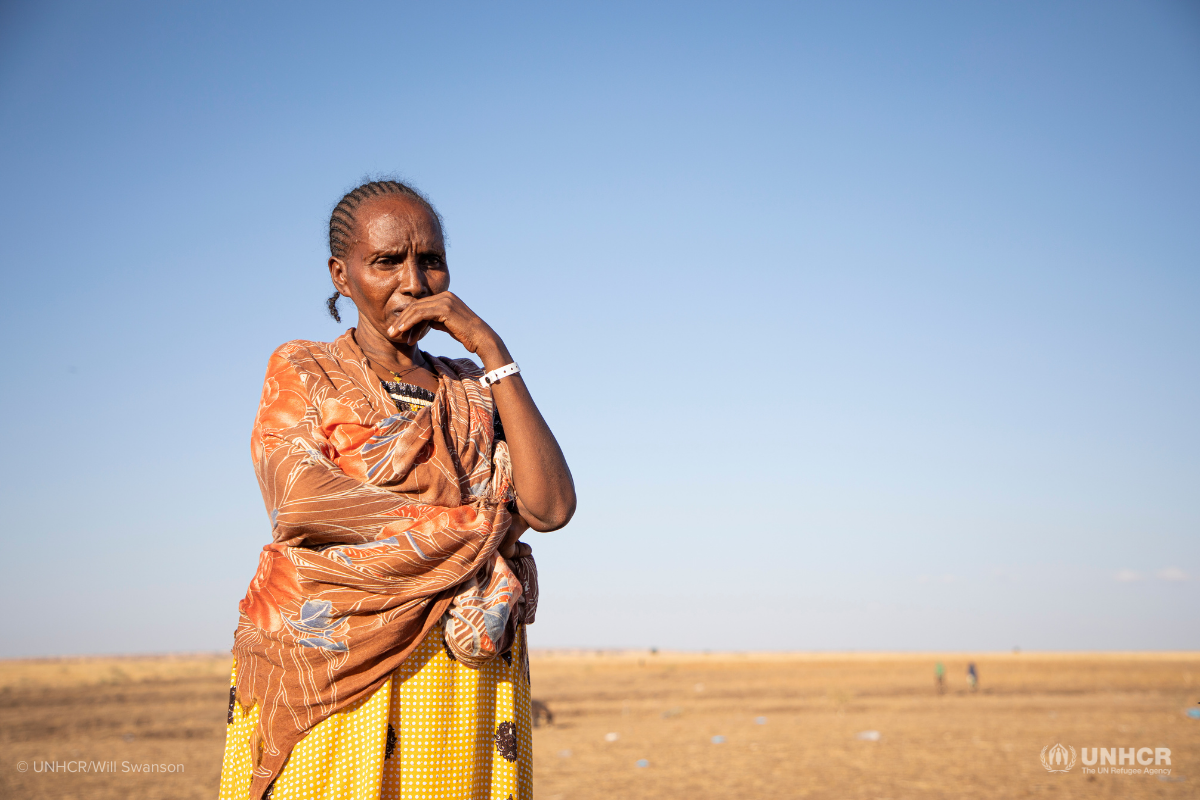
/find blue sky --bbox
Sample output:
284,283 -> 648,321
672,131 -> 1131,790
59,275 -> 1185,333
0,1 -> 1196,656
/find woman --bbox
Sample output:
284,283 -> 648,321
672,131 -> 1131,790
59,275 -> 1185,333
219,179 -> 576,800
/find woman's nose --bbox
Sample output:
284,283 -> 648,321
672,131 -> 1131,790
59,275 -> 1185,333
398,260 -> 430,298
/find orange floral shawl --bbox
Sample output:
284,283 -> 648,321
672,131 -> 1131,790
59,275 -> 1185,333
231,330 -> 531,800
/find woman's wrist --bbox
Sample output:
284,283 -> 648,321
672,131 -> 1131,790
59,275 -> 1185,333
475,335 -> 513,373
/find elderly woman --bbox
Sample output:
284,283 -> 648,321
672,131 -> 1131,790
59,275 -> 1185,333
219,179 -> 575,800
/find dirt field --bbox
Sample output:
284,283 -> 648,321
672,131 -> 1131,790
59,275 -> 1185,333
1,650 -> 1196,799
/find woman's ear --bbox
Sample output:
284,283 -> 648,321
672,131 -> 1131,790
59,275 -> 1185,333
328,257 -> 351,297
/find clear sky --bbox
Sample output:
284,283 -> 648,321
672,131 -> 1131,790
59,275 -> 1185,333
1,1 -> 1196,657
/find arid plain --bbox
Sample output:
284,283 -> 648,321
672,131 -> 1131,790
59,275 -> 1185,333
1,651 -> 1196,799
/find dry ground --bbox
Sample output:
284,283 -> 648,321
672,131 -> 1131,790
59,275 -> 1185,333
1,651 -> 1196,799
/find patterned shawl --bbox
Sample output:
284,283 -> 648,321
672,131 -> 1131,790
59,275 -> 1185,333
231,330 -> 535,800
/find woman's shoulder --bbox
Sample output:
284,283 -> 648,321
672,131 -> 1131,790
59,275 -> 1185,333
266,330 -> 358,372
260,341 -> 329,381
269,338 -> 336,361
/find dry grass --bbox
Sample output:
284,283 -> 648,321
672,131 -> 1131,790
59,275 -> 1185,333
0,653 -> 233,800
0,651 -> 1196,799
530,650 -> 1199,799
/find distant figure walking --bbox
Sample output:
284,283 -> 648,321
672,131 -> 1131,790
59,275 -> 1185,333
935,661 -> 945,694
967,662 -> 978,692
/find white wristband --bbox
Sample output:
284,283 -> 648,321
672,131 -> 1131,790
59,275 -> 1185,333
480,362 -> 520,388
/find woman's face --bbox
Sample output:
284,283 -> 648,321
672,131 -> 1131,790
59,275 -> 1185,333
329,194 -> 449,344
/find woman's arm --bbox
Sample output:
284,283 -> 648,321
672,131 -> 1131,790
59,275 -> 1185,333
477,338 -> 576,531
390,293 -> 577,531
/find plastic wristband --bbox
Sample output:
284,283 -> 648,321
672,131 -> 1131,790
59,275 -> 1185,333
480,362 -> 520,388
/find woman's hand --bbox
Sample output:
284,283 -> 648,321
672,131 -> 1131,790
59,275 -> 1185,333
387,292 -> 500,356
499,512 -> 530,560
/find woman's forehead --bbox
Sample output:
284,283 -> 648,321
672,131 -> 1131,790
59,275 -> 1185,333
359,195 -> 443,249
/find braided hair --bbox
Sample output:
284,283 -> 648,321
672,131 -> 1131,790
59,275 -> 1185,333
326,179 -> 444,322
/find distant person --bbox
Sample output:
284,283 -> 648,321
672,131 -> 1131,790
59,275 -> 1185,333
967,662 -> 978,692
935,661 -> 945,694
218,179 -> 576,800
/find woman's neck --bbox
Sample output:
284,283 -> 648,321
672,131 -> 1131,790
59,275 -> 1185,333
354,318 -> 424,373
353,319 -> 439,393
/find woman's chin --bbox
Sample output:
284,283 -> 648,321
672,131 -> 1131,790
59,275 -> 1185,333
403,323 -> 432,345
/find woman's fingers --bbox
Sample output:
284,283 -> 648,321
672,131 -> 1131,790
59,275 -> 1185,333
498,510 -> 529,560
389,294 -> 458,336
389,292 -> 495,354
499,528 -> 524,560
388,295 -> 446,337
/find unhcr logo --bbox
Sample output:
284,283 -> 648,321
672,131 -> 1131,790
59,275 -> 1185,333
1040,743 -> 1077,772
1039,744 -> 1173,776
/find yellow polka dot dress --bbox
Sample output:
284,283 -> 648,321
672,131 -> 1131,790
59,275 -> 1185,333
220,624 -> 532,800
